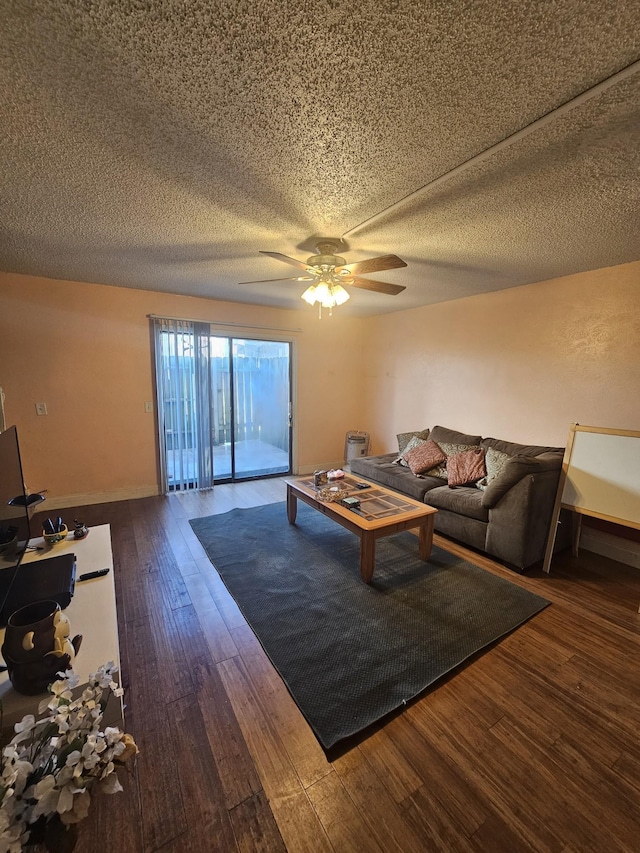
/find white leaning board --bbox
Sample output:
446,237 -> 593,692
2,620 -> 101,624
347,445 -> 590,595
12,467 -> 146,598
0,524 -> 122,731
561,430 -> 640,523
543,424 -> 640,579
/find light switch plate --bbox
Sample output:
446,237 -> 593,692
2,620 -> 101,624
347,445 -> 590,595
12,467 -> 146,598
35,402 -> 48,416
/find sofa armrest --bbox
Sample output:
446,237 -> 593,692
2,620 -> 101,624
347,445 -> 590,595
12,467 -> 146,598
481,452 -> 562,509
485,469 -> 562,569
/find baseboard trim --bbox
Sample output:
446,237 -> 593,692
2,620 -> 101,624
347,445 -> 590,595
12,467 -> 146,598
581,528 -> 640,570
39,485 -> 161,511
298,462 -> 346,476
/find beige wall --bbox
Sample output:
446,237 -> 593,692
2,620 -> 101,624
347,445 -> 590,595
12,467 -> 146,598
0,273 -> 366,504
2,261 -> 639,507
362,261 -> 640,454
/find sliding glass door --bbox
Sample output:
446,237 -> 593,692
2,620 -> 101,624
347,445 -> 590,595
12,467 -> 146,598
206,336 -> 292,481
231,338 -> 291,478
154,320 -> 292,490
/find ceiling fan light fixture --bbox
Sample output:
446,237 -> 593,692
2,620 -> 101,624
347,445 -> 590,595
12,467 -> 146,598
330,284 -> 350,305
300,281 -> 350,315
301,284 -> 318,305
314,281 -> 331,304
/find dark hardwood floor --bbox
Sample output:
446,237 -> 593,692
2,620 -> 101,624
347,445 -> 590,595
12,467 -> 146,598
30,481 -> 640,851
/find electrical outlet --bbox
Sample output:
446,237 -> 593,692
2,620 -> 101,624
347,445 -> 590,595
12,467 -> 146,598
144,401 -> 153,413
35,402 -> 48,416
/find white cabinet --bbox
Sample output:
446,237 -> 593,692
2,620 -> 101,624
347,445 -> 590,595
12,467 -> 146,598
0,525 -> 122,733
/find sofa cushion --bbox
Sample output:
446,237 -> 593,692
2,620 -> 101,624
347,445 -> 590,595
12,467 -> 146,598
397,429 -> 430,455
404,440 -> 446,475
425,486 -> 489,522
350,453 -> 442,502
393,434 -> 428,466
447,447 -> 487,487
481,452 -> 563,508
476,446 -> 511,491
430,425 -> 483,447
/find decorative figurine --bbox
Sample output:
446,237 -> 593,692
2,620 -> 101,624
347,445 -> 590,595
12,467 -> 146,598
73,518 -> 89,539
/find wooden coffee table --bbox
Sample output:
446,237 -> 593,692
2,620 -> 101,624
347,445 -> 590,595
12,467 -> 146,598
284,474 -> 438,583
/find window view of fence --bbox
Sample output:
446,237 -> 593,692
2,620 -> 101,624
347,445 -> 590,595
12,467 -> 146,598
224,338 -> 290,479
155,322 -> 291,490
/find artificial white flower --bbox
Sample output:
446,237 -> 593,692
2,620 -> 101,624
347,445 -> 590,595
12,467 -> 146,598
57,784 -> 76,815
0,748 -> 32,791
50,678 -> 73,701
80,690 -> 99,713
61,669 -> 79,688
0,664 -> 136,848
64,750 -> 82,771
104,726 -> 123,745
56,765 -> 75,787
111,740 -> 126,760
60,789 -> 91,825
38,695 -> 52,715
56,781 -> 86,816
0,820 -> 28,853
12,715 -> 35,739
31,775 -> 60,818
100,773 -> 123,795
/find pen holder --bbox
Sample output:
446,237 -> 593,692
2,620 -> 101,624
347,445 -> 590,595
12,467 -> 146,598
43,524 -> 68,545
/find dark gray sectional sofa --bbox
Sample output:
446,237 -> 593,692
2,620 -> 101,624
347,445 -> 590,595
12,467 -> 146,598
350,424 -> 568,572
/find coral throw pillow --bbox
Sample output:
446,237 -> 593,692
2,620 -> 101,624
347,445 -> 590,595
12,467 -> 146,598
447,447 -> 487,488
403,440 -> 447,475
393,434 -> 427,466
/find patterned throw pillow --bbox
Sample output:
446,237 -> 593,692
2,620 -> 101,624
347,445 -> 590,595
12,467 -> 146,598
476,446 -> 511,490
396,429 -> 430,455
447,447 -> 487,488
393,434 -> 427,466
403,440 -> 447,476
424,442 -> 477,478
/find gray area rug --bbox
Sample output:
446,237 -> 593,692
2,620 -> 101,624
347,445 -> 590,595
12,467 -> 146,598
190,502 -> 550,749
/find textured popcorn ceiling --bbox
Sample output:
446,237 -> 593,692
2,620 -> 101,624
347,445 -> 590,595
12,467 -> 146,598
1,0 -> 640,316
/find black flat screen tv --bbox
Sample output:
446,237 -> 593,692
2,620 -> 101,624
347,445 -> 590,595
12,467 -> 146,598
0,427 -> 76,629
0,426 -> 33,616
0,427 -> 31,566
0,426 -> 55,618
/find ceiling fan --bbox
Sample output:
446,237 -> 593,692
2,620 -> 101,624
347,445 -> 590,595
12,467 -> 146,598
239,240 -> 407,314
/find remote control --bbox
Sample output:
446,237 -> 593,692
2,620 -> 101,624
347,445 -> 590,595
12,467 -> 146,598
78,568 -> 110,581
356,483 -> 371,490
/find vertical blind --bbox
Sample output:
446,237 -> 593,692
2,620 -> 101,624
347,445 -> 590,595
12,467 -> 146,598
153,318 -> 215,492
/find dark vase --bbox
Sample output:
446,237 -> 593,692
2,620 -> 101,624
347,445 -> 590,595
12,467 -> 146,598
1,600 -> 80,695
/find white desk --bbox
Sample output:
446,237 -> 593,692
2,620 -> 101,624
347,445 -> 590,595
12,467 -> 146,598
0,525 -> 122,733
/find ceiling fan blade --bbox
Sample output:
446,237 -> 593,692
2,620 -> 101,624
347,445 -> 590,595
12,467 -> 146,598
347,277 -> 406,295
335,254 -> 407,276
238,275 -> 314,284
260,251 -> 311,272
